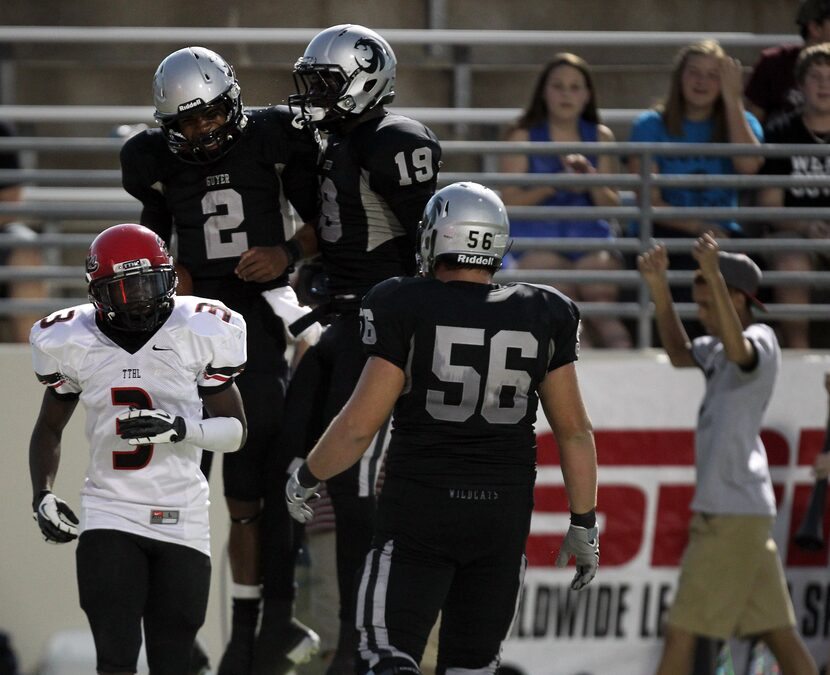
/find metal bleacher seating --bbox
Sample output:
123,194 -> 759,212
0,26 -> 828,348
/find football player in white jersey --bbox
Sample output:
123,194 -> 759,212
28,223 -> 248,675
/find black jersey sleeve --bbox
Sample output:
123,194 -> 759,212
271,107 -> 321,225
360,118 -> 442,243
539,286 -> 581,371
360,277 -> 416,369
120,133 -> 174,243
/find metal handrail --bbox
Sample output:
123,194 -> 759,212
1,138 -> 829,347
0,26 -> 797,48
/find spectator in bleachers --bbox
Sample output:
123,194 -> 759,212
758,43 -> 830,349
745,0 -> 830,127
627,40 -> 763,280
0,119 -> 46,343
500,53 -> 631,348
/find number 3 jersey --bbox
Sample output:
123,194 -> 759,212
120,105 -> 320,288
29,297 -> 247,555
361,277 -> 580,489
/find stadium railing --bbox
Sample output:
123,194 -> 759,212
0,134 -> 828,348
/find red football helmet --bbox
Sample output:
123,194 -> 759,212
86,224 -> 177,332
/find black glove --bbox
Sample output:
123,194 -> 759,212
117,409 -> 187,445
32,490 -> 78,544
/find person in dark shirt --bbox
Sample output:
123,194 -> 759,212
745,0 -> 830,126
276,24 -> 442,673
120,46 -> 321,675
285,182 -> 599,675
759,43 -> 830,348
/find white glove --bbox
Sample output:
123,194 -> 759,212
555,525 -> 599,591
117,409 -> 186,445
33,491 -> 78,544
285,468 -> 320,524
261,286 -> 323,345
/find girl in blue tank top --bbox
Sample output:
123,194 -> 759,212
500,53 -> 631,348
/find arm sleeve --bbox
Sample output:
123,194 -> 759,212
628,111 -> 663,143
746,112 -> 764,142
30,329 -> 82,398
361,278 -> 414,369
195,305 -> 248,391
546,292 -> 581,372
279,114 -> 322,224
363,127 -> 442,244
120,137 -> 174,243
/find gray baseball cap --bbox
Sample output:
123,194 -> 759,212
717,252 -> 767,312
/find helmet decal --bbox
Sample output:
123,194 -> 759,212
290,25 -> 397,130
354,37 -> 385,74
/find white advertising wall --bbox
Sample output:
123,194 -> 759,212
1,345 -> 829,673
500,350 -> 830,675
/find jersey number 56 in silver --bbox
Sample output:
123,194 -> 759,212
428,326 -> 537,424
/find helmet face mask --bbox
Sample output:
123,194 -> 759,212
289,24 -> 396,131
417,183 -> 511,277
153,46 -> 247,164
86,224 -> 177,332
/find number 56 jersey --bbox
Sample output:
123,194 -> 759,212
361,277 -> 580,489
29,297 -> 246,555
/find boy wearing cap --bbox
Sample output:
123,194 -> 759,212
745,0 -> 830,126
638,233 -> 818,675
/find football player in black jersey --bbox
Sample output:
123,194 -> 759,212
285,182 -> 600,675
277,24 -> 443,673
120,47 -> 321,675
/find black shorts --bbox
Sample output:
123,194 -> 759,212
356,478 -> 532,673
76,528 -> 211,675
196,280 -> 289,501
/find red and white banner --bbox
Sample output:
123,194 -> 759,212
500,354 -> 830,675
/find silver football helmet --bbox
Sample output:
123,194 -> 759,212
290,24 -> 396,130
418,182 -> 510,276
152,46 -> 246,163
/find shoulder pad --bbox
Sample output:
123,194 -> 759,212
30,304 -> 96,351
174,297 -> 246,337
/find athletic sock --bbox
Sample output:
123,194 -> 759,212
217,589 -> 261,675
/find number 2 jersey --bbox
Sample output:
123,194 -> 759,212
120,105 -> 320,288
361,277 -> 580,489
29,297 -> 247,555
318,111 -> 441,299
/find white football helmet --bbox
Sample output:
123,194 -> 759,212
418,182 -> 510,276
152,46 -> 247,163
290,24 -> 396,130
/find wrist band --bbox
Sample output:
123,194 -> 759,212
280,239 -> 303,266
297,461 -> 320,488
570,509 -> 597,528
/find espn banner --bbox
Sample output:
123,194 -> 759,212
500,352 -> 830,675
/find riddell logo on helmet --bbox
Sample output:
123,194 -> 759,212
457,254 -> 494,265
178,98 -> 205,112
